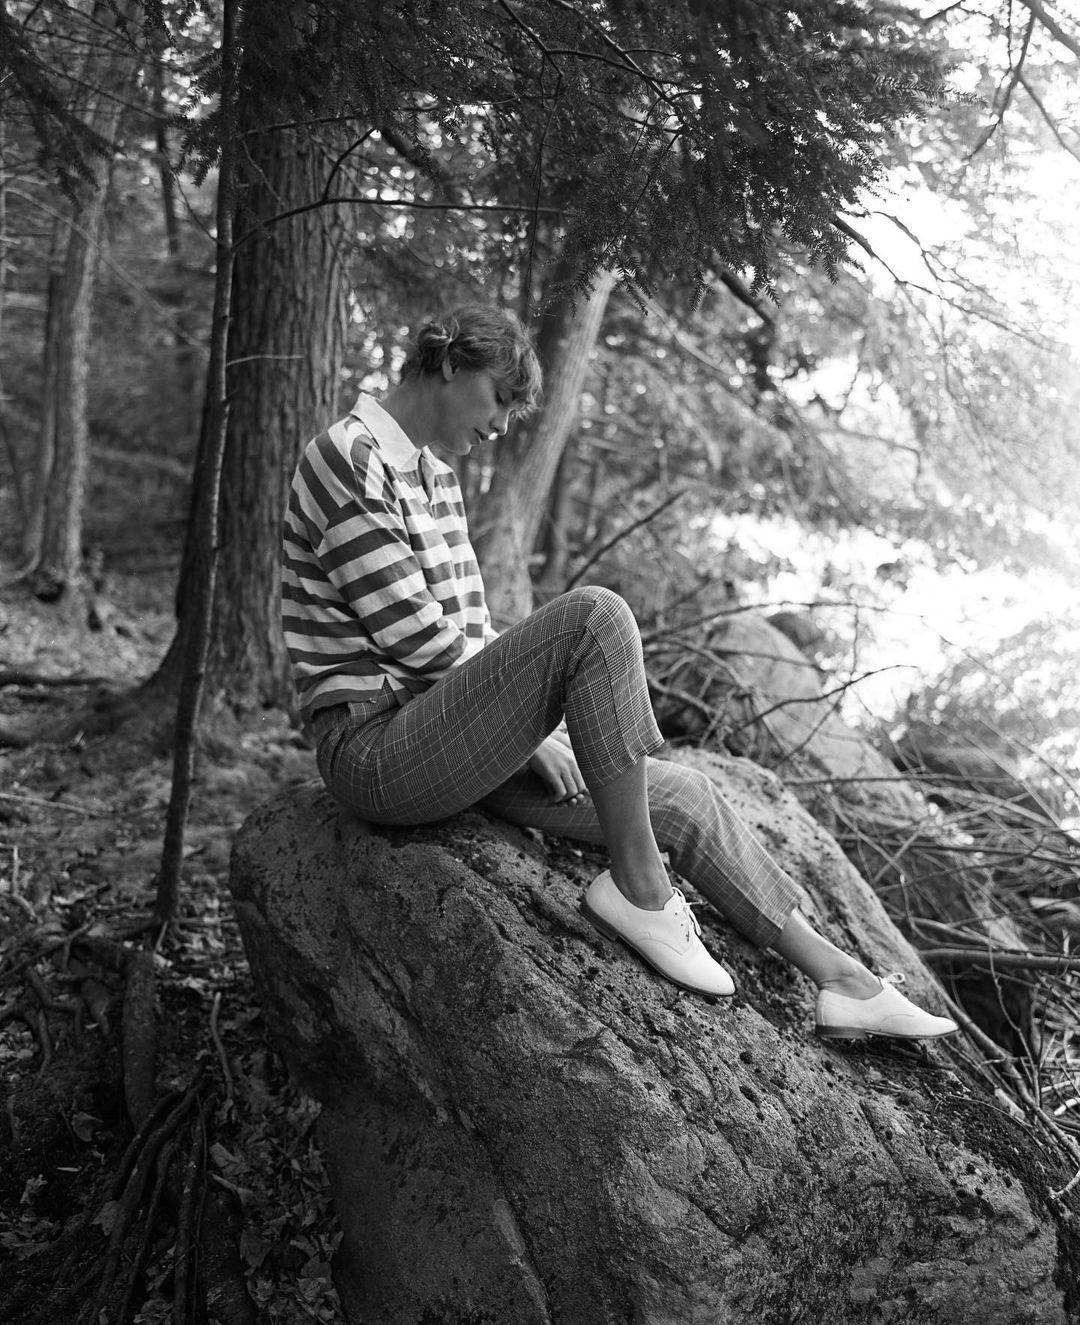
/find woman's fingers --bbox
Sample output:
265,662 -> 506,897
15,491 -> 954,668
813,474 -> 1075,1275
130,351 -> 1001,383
527,735 -> 589,804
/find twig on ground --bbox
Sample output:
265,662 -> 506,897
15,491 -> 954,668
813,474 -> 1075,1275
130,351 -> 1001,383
210,990 -> 234,1100
1049,1166 -> 1080,1201
0,790 -> 112,818
920,947 -> 1080,973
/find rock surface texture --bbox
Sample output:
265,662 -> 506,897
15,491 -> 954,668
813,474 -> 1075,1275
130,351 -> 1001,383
230,754 -> 1079,1325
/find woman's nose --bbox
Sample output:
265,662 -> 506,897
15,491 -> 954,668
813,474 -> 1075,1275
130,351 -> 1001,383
491,408 -> 511,436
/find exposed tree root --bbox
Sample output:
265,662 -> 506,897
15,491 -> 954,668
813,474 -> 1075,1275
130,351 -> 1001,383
2,915 -> 264,1324
173,1107 -> 207,1325
121,949 -> 158,1129
0,667 -> 110,688
200,1184 -> 259,1325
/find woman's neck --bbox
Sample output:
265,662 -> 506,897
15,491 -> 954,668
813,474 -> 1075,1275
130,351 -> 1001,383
380,379 -> 437,450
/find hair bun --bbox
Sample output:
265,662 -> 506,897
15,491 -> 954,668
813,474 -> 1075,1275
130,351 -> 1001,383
399,304 -> 541,411
414,318 -> 458,373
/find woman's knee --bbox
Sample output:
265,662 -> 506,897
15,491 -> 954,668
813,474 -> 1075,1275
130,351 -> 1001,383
553,583 -> 629,618
550,585 -> 637,645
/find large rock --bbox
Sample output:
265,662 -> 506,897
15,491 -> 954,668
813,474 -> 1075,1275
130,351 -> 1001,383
229,754 -> 1080,1325
648,612 -> 919,814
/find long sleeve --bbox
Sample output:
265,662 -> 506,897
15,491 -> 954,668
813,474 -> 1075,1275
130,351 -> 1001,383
317,490 -> 469,681
283,399 -> 493,717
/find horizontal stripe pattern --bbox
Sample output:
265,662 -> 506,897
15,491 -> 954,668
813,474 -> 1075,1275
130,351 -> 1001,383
282,394 -> 496,717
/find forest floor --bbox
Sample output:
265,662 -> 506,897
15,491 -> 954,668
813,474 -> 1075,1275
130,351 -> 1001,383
0,572 -> 343,1322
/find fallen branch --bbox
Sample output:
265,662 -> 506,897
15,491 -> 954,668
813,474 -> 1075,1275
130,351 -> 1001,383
0,668 -> 109,688
942,993 -> 1080,1201
0,791 -> 113,818
920,947 -> 1080,974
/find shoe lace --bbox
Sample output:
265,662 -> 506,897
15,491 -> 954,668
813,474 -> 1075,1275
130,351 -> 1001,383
671,887 -> 701,943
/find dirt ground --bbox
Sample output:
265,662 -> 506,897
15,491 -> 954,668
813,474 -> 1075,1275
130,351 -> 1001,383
0,573 -> 343,1322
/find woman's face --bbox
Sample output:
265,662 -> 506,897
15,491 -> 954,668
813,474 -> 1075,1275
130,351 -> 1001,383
432,364 -> 515,456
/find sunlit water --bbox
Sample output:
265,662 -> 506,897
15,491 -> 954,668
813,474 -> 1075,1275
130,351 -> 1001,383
708,514 -> 1080,790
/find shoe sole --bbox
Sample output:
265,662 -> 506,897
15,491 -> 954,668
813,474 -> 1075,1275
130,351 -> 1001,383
580,898 -> 734,998
815,1023 -> 959,1040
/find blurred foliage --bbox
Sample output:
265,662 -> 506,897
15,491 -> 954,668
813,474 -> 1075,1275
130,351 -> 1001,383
896,613 -> 1080,819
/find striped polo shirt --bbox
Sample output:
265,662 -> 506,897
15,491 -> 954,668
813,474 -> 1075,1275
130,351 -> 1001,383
282,393 -> 496,720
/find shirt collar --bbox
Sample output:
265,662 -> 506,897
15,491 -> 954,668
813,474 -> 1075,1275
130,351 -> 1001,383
350,392 -> 423,469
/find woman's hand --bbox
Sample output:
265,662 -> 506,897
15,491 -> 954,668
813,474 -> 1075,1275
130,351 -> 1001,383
527,732 -> 589,806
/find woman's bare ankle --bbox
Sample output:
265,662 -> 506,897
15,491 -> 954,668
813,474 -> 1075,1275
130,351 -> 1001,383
818,968 -> 882,999
609,866 -> 672,911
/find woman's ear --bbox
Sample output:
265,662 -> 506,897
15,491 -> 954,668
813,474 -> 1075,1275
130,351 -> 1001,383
440,357 -> 456,382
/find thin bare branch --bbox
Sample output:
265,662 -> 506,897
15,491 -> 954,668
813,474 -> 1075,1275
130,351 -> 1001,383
1018,0 -> 1080,60
1019,73 -> 1080,164
966,12 -> 1036,159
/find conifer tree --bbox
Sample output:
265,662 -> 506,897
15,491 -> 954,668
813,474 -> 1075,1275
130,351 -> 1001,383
170,0 -> 955,704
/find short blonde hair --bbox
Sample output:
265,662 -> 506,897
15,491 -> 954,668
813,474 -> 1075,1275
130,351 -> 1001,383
402,303 -> 543,415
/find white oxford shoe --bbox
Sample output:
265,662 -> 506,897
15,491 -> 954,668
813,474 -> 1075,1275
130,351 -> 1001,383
815,973 -> 959,1040
581,870 -> 735,997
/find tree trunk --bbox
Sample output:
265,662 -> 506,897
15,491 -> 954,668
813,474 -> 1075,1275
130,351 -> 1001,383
19,0 -> 138,604
209,121 -> 352,708
32,179 -> 109,601
476,269 -> 617,628
154,0 -> 241,925
21,257 -> 61,571
152,6 -> 354,712
0,109 -> 17,531
147,43 -> 201,440
534,437 -> 580,598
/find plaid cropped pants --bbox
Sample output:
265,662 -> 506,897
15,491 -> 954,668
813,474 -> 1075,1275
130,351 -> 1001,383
310,586 -> 800,948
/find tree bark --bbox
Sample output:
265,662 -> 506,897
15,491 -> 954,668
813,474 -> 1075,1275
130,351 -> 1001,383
33,180 -> 108,599
151,4 -> 354,713
20,0 -> 138,603
209,121 -> 351,707
476,269 -> 617,628
147,41 -> 201,440
21,256 -> 61,571
534,437 -> 580,597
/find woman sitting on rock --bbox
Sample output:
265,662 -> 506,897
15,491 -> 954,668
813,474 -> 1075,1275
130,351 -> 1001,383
282,302 -> 957,1042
